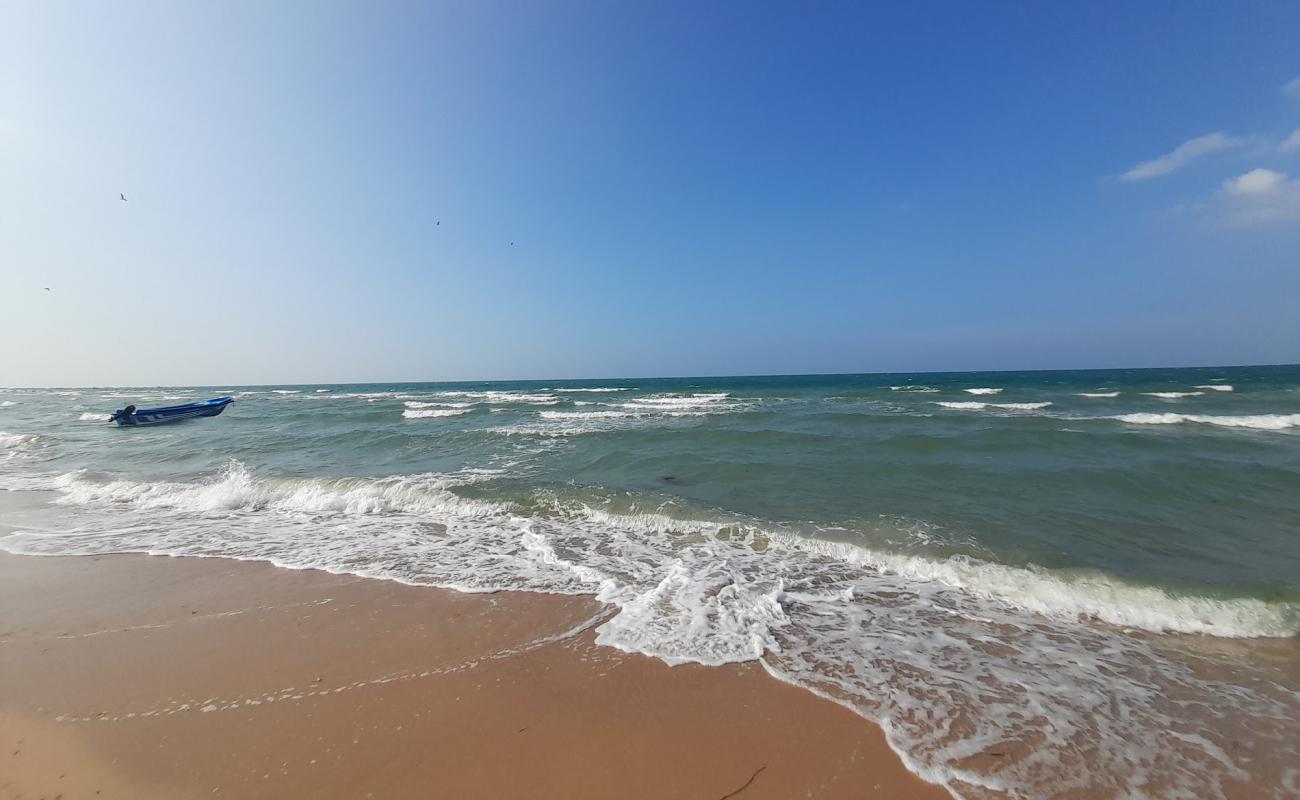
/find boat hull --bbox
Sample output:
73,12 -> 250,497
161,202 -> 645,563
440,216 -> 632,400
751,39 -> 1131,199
113,397 -> 233,426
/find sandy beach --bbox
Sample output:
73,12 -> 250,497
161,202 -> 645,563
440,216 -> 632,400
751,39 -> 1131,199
0,539 -> 950,799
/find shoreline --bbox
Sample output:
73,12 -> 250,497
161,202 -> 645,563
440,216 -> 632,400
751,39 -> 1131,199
0,547 -> 952,799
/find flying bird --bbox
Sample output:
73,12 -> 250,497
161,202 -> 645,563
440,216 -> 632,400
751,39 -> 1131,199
43,287 -> 50,291
120,193 -> 128,202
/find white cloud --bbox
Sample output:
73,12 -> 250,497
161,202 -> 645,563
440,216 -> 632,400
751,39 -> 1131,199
1219,168 -> 1300,225
1284,76 -> 1300,96
1120,132 -> 1242,181
1281,129 -> 1300,153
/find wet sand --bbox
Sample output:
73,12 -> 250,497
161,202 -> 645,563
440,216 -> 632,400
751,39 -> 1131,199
0,549 -> 951,799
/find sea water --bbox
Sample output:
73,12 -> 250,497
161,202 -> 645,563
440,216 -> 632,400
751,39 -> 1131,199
2,365 -> 1298,798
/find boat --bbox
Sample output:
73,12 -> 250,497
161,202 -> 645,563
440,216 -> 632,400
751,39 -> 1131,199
111,397 -> 234,426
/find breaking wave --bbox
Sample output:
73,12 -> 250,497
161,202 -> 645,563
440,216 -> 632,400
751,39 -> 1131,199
403,408 -> 471,419
936,401 -> 1052,411
1109,413 -> 1300,431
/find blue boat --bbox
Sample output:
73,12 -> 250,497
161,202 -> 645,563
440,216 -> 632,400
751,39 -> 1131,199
111,397 -> 234,426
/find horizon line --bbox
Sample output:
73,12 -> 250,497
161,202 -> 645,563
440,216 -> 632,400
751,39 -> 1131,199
4,361 -> 1297,390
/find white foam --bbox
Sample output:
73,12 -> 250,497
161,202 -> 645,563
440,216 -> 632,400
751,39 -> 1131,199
1143,391 -> 1204,399
1077,392 -> 1120,398
963,387 -> 1003,395
78,412 -> 108,421
888,386 -> 940,393
0,400 -> 17,407
403,408 -> 470,419
315,389 -> 330,393
1109,413 -> 1300,431
1194,385 -> 1234,392
271,390 -> 301,395
936,401 -> 1052,411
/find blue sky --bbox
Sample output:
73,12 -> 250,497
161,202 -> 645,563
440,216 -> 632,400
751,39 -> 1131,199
2,1 -> 1298,386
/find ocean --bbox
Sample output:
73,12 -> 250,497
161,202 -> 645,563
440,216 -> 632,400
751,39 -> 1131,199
2,365 -> 1298,798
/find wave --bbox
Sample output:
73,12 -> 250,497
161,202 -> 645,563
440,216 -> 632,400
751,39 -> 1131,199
1077,392 -> 1120,398
888,386 -> 939,393
431,391 -> 559,405
0,400 -> 16,407
78,412 -> 108,421
0,432 -> 44,450
545,387 -> 634,393
403,408 -> 471,419
1109,413 -> 1300,431
963,387 -> 1003,396
404,401 -> 472,409
936,401 -> 1052,411
1142,391 -> 1203,399
1194,385 -> 1234,392
785,536 -> 1298,638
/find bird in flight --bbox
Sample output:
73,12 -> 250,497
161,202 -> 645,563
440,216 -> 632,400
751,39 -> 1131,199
43,287 -> 51,291
120,193 -> 128,202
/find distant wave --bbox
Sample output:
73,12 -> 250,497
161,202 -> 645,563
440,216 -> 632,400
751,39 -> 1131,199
432,391 -> 559,405
937,401 -> 1052,411
545,387 -> 635,393
1110,413 -> 1300,431
963,387 -> 1003,396
404,401 -> 472,409
1142,392 -> 1203,399
888,385 -> 939,393
0,400 -> 17,407
78,412 -> 108,421
1193,385 -> 1234,392
402,408 -> 471,419
1078,392 -> 1120,398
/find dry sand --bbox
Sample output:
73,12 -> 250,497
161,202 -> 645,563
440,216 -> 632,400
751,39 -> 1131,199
0,550 -> 951,799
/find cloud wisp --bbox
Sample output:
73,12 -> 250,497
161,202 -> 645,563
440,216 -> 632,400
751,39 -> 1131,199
1219,168 -> 1300,226
1281,130 -> 1300,154
1284,76 -> 1300,97
1120,133 -> 1243,181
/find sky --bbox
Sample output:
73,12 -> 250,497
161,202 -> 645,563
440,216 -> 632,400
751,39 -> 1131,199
2,1 -> 1299,386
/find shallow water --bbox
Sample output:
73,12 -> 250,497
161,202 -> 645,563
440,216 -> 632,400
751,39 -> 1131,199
2,365 -> 1298,798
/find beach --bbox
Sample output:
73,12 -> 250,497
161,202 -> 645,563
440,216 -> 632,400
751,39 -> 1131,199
2,370 -> 1298,798
0,539 -> 949,799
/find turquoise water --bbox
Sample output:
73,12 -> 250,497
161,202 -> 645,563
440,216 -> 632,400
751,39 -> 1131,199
2,365 -> 1299,798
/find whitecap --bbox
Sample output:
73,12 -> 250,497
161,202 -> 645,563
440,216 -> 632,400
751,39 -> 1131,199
936,401 -> 1052,411
1109,413 -> 1300,431
1142,391 -> 1204,399
963,387 -> 1003,395
403,408 -> 471,419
